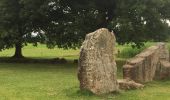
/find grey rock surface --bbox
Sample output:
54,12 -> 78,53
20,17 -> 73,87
78,28 -> 118,95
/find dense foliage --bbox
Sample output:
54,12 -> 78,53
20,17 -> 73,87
0,0 -> 48,57
0,0 -> 170,58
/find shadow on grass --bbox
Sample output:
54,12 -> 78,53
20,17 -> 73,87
0,57 -> 126,65
145,80 -> 170,87
64,80 -> 170,100
63,86 -> 122,100
0,57 -> 71,64
63,86 -> 95,97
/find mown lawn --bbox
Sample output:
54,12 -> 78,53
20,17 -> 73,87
0,44 -> 79,60
0,43 -> 170,100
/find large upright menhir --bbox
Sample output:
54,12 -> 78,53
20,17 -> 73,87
78,28 -> 118,95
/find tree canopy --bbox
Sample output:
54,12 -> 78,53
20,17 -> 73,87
0,0 -> 49,58
0,0 -> 170,58
44,0 -> 170,48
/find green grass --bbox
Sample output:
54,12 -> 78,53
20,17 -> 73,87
0,42 -> 170,100
116,42 -> 155,59
1,63 -> 170,100
0,42 -> 154,60
0,62 -> 124,100
0,44 -> 79,60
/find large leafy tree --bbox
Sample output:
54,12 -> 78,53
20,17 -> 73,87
111,0 -> 170,47
43,0 -> 170,49
0,0 -> 50,58
0,0 -> 170,58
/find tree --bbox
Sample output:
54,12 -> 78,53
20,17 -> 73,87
0,0 -> 170,59
111,0 -> 170,47
51,0 -> 170,47
0,0 -> 49,58
41,0 -> 117,49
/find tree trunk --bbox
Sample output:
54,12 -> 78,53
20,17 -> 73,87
13,42 -> 23,58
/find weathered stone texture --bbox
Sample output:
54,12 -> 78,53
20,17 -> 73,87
123,43 -> 169,83
123,57 -> 145,82
158,43 -> 169,61
118,79 -> 144,90
154,60 -> 170,80
78,28 -> 118,95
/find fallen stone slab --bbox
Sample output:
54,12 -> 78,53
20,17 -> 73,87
135,45 -> 160,82
158,42 -> 169,61
123,43 -> 170,83
154,60 -> 170,80
123,57 -> 145,83
118,79 -> 144,90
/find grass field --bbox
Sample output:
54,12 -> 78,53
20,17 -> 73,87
0,44 -> 79,60
0,43 -> 170,100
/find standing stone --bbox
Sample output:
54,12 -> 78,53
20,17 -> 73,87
78,28 -> 118,95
